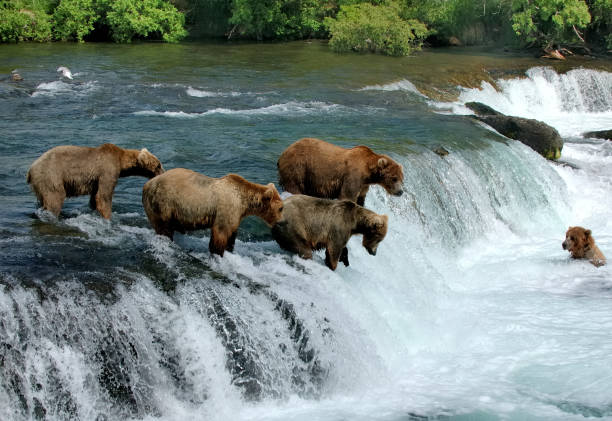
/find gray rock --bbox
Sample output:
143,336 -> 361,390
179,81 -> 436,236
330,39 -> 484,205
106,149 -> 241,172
464,102 -> 563,160
583,130 -> 612,140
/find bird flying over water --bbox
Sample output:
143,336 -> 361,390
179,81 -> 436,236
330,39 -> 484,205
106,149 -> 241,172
57,66 -> 73,80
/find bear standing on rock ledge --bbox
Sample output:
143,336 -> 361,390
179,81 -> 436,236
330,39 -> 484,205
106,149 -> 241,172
142,168 -> 284,256
27,143 -> 164,219
277,137 -> 404,206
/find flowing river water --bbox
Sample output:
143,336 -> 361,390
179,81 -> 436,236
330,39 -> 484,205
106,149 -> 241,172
1,42 -> 611,421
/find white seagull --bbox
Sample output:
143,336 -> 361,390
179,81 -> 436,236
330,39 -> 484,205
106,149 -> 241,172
57,66 -> 73,80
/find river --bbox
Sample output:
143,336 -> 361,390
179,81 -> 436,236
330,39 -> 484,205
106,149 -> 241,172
1,41 -> 611,421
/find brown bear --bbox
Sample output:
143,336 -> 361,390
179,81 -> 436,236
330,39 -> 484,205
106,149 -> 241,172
27,143 -> 164,219
562,226 -> 606,267
277,137 -> 404,206
271,194 -> 388,271
142,168 -> 284,256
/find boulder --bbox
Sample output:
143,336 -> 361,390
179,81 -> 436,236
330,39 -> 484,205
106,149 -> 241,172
465,102 -> 563,160
465,102 -> 503,116
583,130 -> 612,140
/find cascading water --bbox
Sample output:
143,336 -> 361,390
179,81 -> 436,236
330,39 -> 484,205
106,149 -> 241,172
447,67 -> 612,137
1,44 -> 611,421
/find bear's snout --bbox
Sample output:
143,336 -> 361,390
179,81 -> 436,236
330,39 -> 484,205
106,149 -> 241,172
394,189 -> 403,197
368,248 -> 377,256
562,240 -> 567,250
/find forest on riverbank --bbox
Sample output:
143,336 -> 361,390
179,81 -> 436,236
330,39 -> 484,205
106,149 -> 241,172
1,0 -> 610,56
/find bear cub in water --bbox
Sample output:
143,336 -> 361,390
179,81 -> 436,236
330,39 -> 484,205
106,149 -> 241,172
271,194 -> 388,271
277,137 -> 404,206
27,143 -> 164,219
563,226 -> 606,267
142,168 -> 283,256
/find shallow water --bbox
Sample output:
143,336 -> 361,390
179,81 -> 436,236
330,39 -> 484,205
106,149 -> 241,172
1,41 -> 611,421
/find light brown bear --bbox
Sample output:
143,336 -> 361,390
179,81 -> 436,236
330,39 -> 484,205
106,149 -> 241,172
271,194 -> 388,270
142,168 -> 283,256
563,226 -> 606,267
27,143 -> 164,219
277,137 -> 404,206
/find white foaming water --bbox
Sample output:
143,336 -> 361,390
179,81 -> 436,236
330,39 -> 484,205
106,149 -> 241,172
451,67 -> 612,137
359,79 -> 427,97
31,80 -> 98,98
133,101 -> 358,118
186,87 -> 243,97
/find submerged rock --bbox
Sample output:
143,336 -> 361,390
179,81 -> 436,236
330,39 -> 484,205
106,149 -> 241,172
466,101 -> 563,160
583,129 -> 612,140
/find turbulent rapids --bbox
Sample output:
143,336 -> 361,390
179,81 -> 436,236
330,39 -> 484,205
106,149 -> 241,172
0,43 -> 611,421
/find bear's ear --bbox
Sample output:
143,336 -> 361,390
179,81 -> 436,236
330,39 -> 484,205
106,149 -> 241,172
585,229 -> 591,237
377,157 -> 388,168
263,183 -> 276,200
138,148 -> 151,161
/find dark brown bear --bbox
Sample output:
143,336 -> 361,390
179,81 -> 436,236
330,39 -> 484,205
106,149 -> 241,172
277,137 -> 404,206
563,226 -> 606,267
142,168 -> 284,256
271,194 -> 388,270
27,143 -> 164,219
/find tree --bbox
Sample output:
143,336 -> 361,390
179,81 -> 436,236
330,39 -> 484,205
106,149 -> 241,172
102,0 -> 187,43
324,1 -> 429,56
52,0 -> 98,42
511,0 -> 591,48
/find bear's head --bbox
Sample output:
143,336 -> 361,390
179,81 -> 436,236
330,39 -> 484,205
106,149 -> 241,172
137,148 -> 164,178
562,226 -> 595,258
362,213 -> 388,256
260,183 -> 284,226
376,156 -> 404,197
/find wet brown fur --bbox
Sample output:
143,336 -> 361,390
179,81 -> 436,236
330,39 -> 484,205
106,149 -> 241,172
142,168 -> 283,256
271,194 -> 388,270
563,226 -> 606,267
277,137 -> 404,206
27,143 -> 164,219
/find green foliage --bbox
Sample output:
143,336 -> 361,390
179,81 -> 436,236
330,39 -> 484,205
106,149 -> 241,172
0,1 -> 53,42
510,0 -> 591,47
103,0 -> 187,43
324,1 -> 429,56
402,0 -> 513,44
228,0 -> 328,40
0,0 -> 186,43
588,0 -> 612,48
52,0 -> 98,41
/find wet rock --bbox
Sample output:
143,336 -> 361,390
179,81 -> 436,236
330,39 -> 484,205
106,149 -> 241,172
583,129 -> 612,140
465,101 -> 503,116
465,102 -> 563,160
433,146 -> 449,157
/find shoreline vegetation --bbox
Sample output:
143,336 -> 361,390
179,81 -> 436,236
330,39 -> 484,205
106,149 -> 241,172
1,0 -> 610,57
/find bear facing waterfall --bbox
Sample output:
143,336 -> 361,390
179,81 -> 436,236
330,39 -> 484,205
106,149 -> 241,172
277,137 -> 404,206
